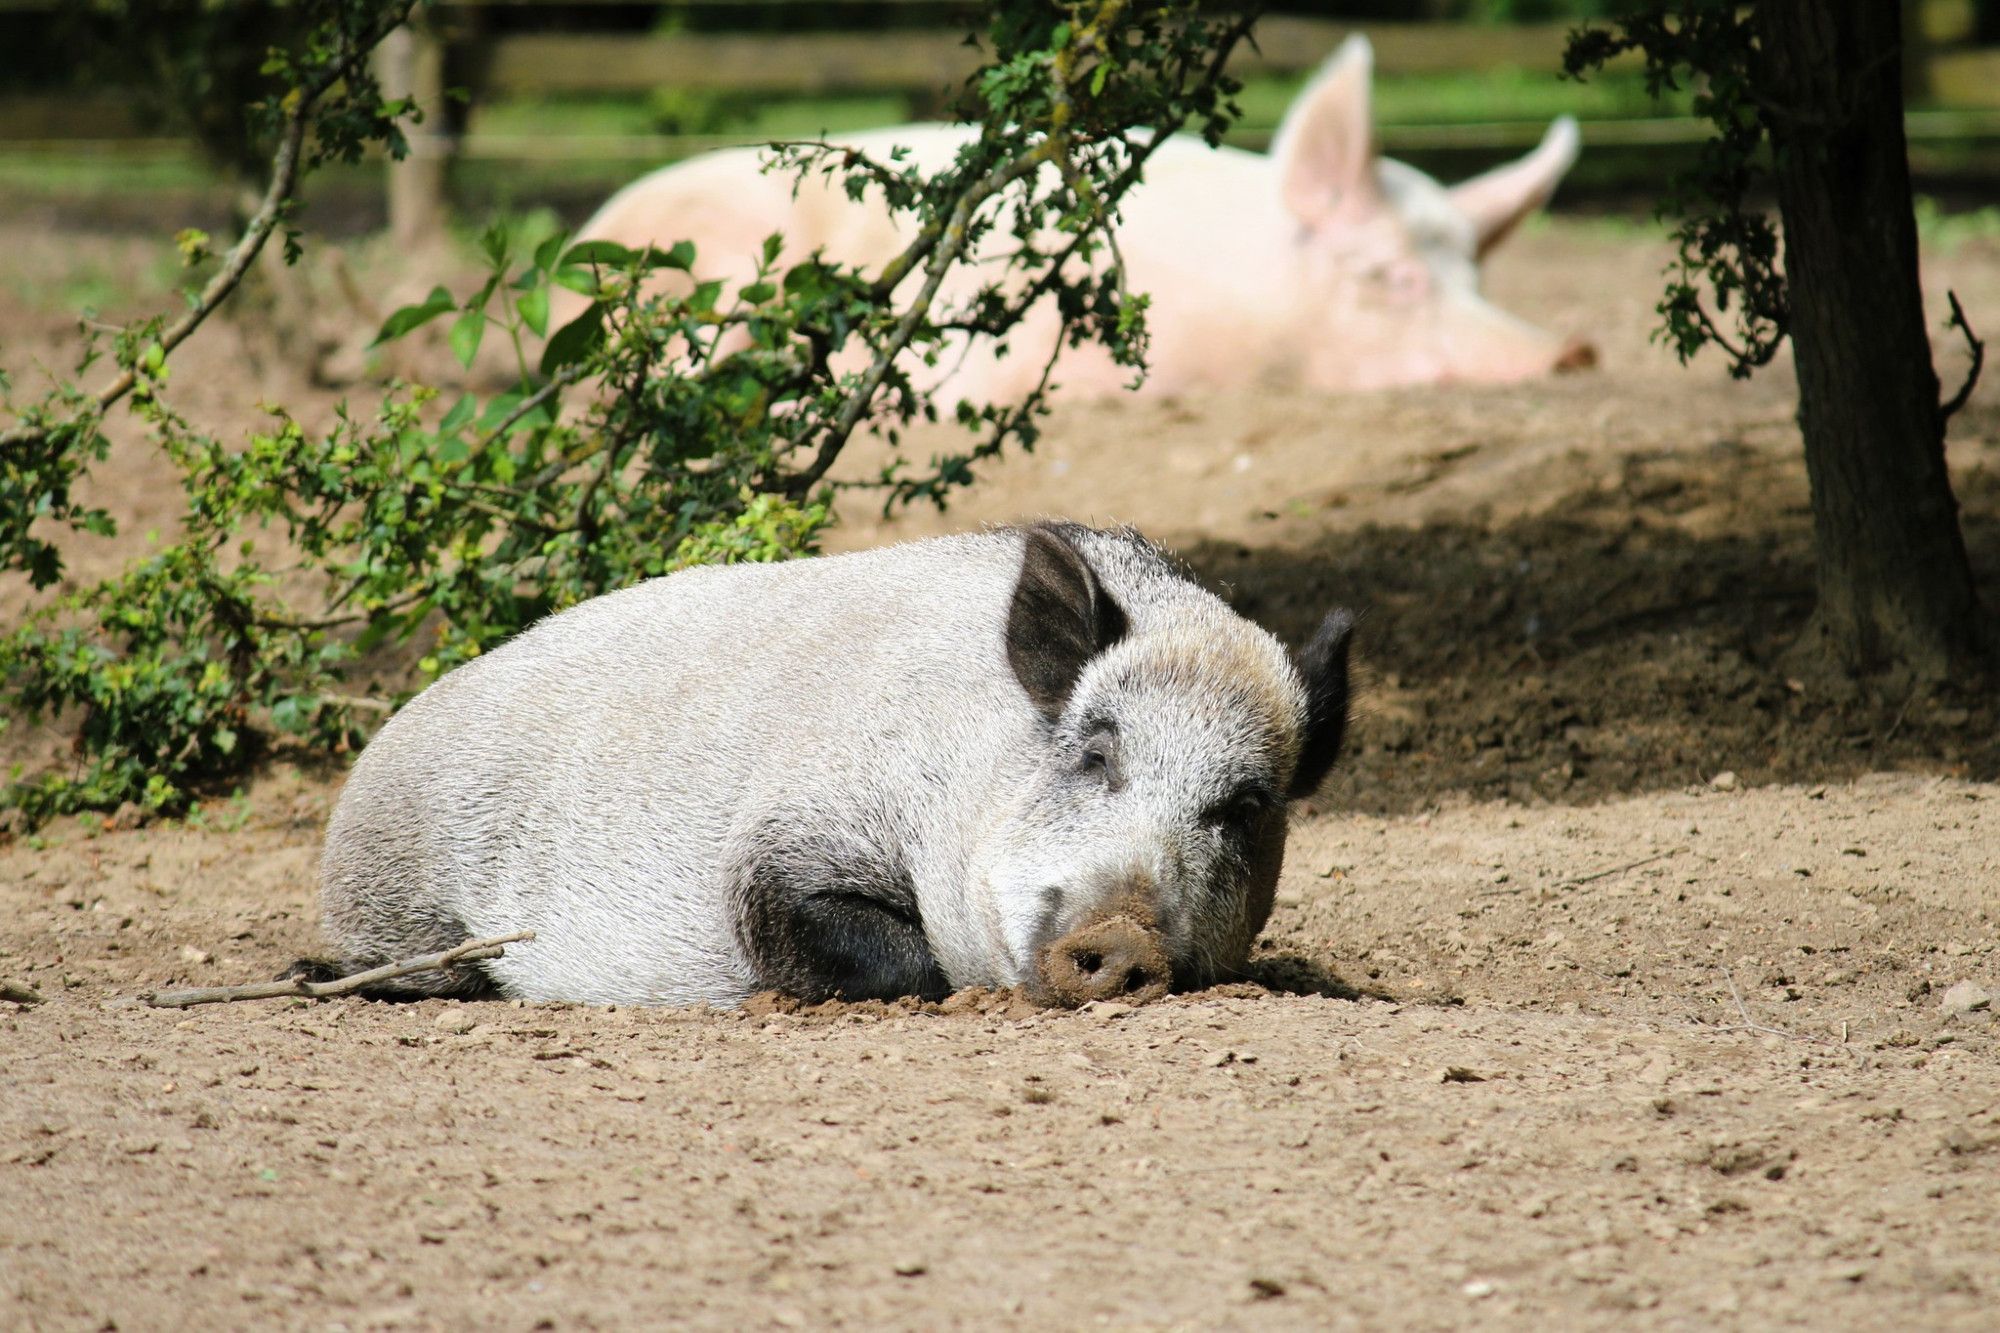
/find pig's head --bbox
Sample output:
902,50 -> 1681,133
1271,35 -> 1596,390
982,525 -> 1353,1006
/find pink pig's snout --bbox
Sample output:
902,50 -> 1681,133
1554,335 -> 1598,373
1429,292 -> 1600,387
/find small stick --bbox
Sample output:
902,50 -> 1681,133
1479,846 -> 1685,896
134,932 -> 534,1009
1556,846 -> 1686,889
1713,965 -> 1832,1045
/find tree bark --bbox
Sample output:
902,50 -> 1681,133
1755,0 -> 1986,680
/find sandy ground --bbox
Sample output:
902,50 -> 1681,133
4,204 -> 2000,1330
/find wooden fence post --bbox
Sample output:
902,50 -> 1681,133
377,20 -> 448,247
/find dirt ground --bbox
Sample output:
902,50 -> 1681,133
4,201 -> 2000,1331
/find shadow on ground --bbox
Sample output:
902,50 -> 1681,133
1234,950 -> 1393,1003
1180,435 -> 2000,816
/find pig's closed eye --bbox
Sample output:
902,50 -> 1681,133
1074,725 -> 1122,787
1362,260 -> 1429,303
1202,790 -> 1270,832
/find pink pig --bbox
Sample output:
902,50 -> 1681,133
560,36 -> 1595,399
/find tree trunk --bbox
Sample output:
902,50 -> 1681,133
378,21 -> 449,251
1756,0 -> 1986,680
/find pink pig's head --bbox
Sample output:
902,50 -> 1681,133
1271,36 -> 1596,392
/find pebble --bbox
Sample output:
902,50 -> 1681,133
1938,981 -> 1992,1017
433,1008 -> 477,1034
1462,1280 -> 1497,1299
893,1258 -> 927,1277
179,945 -> 211,966
1709,771 -> 1739,792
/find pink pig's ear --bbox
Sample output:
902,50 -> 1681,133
1270,35 -> 1381,230
1449,116 -> 1581,259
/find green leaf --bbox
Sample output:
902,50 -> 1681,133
533,230 -> 569,273
740,282 -> 776,305
466,273 -> 500,315
372,286 -> 456,346
650,240 -> 697,272
449,310 -> 485,370
517,284 -> 550,338
479,222 -> 509,270
476,390 -> 552,434
550,266 -> 600,297
269,695 -> 313,736
782,259 -> 842,301
562,240 -> 636,267
437,394 -> 477,434
540,303 -> 607,377
174,228 -> 212,267
353,599 -> 433,656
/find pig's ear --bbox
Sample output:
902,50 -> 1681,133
1450,116 -> 1580,259
1007,524 -> 1128,723
1289,609 -> 1355,799
1271,35 -> 1382,229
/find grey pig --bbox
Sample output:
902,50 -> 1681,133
304,523 -> 1353,1007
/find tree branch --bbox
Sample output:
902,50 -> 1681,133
1940,289 -> 1984,423
777,7 -> 1261,501
777,147 -> 1054,498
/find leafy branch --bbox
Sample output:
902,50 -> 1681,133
1565,1 -> 1787,378
1,0 -> 1258,828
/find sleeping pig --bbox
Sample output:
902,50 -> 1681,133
554,34 -> 1593,400
307,523 -> 1353,1007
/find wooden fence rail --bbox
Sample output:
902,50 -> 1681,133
2,3 -> 1998,239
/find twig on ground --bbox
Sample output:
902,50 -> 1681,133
1555,846 -> 1687,889
1480,846 -> 1686,896
133,931 -> 533,1009
1713,965 -> 1833,1045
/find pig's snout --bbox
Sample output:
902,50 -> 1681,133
1554,335 -> 1598,373
1040,914 -> 1172,1008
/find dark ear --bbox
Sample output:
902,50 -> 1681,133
1006,524 -> 1128,722
1289,608 -> 1355,798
